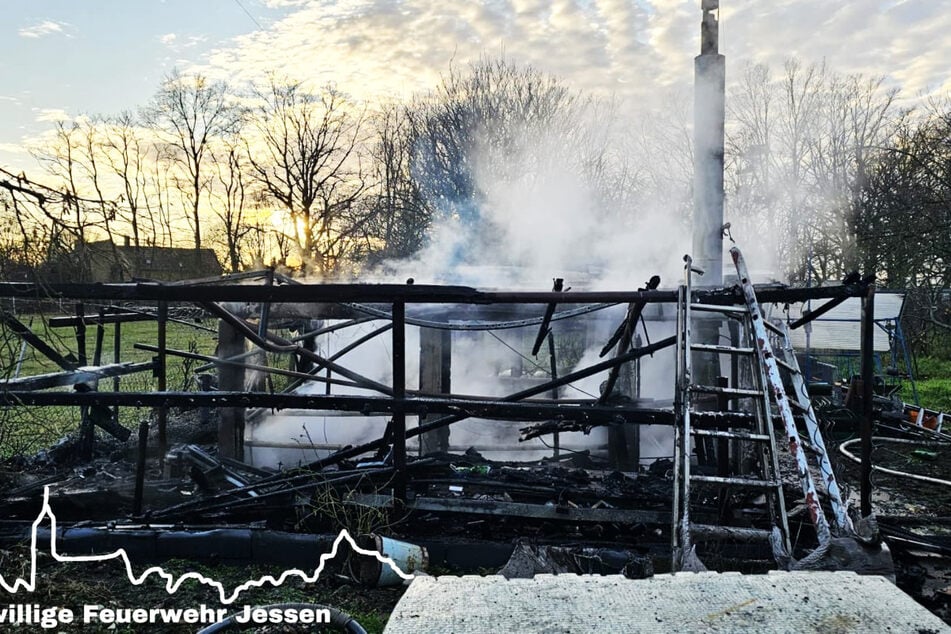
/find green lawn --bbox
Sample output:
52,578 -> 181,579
0,308 -> 220,456
903,356 -> 951,413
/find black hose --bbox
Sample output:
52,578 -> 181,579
196,602 -> 367,634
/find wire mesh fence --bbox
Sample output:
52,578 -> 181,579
0,298 -> 227,457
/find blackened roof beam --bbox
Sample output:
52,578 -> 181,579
0,280 -> 872,305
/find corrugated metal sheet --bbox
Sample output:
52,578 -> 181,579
767,291 -> 904,352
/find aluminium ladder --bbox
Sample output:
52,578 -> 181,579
672,246 -> 843,571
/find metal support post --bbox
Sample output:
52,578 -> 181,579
156,301 -> 168,463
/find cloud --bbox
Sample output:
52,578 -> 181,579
198,0 -> 667,106
261,0 -> 311,6
160,32 -> 209,53
192,0 -> 951,112
0,142 -> 27,155
18,20 -> 71,39
33,108 -> 71,123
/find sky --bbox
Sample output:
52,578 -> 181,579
1,0 -> 949,173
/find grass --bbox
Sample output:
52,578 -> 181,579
4,544 -> 404,634
903,356 -> 951,412
0,307 -> 221,457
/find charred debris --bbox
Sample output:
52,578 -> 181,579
0,257 -> 944,593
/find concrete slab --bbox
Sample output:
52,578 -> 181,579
384,571 -> 950,633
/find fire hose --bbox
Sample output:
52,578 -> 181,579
838,437 -> 951,488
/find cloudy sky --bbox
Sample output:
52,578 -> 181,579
1,0 -> 948,172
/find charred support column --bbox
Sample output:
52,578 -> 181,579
218,319 -> 245,459
76,303 -> 93,459
419,327 -> 451,455
392,301 -> 407,502
133,419 -> 149,516
547,332 -> 560,459
860,284 -> 876,517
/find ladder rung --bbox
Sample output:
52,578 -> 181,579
690,343 -> 755,355
763,320 -> 784,335
689,524 -> 774,542
690,384 -> 764,397
692,411 -> 756,425
690,474 -> 781,488
690,303 -> 747,315
775,358 -> 799,375
788,399 -> 809,413
691,428 -> 770,441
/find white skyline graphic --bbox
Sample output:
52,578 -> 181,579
0,486 -> 414,605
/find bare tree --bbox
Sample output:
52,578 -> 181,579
726,59 -> 900,283
359,102 -> 430,263
211,138 -> 253,272
102,111 -> 155,250
246,78 -> 367,275
145,70 -> 242,254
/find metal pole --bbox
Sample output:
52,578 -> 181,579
860,284 -> 876,517
75,302 -> 87,365
547,331 -> 560,458
156,301 -> 168,463
113,309 -> 121,424
693,0 -> 726,286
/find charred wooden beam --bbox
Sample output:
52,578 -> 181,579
0,311 -> 77,370
392,301 -> 407,502
787,273 -> 872,330
0,280 -> 871,305
519,409 -> 757,441
0,361 -> 154,391
860,284 -> 876,517
351,493 -> 670,525
0,391 -> 681,426
598,275 -> 661,404
531,278 -> 563,356
48,311 -> 155,328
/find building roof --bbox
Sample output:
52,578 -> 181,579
767,291 -> 905,353
84,241 -> 222,281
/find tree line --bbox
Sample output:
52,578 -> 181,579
0,56 -> 949,353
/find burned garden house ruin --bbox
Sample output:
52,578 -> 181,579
0,257 -> 893,576
6,5 -> 951,629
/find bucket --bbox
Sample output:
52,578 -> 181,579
350,533 -> 428,586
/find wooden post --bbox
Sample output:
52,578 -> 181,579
217,319 -> 246,460
76,303 -> 93,459
419,327 -> 451,455
133,419 -> 149,516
